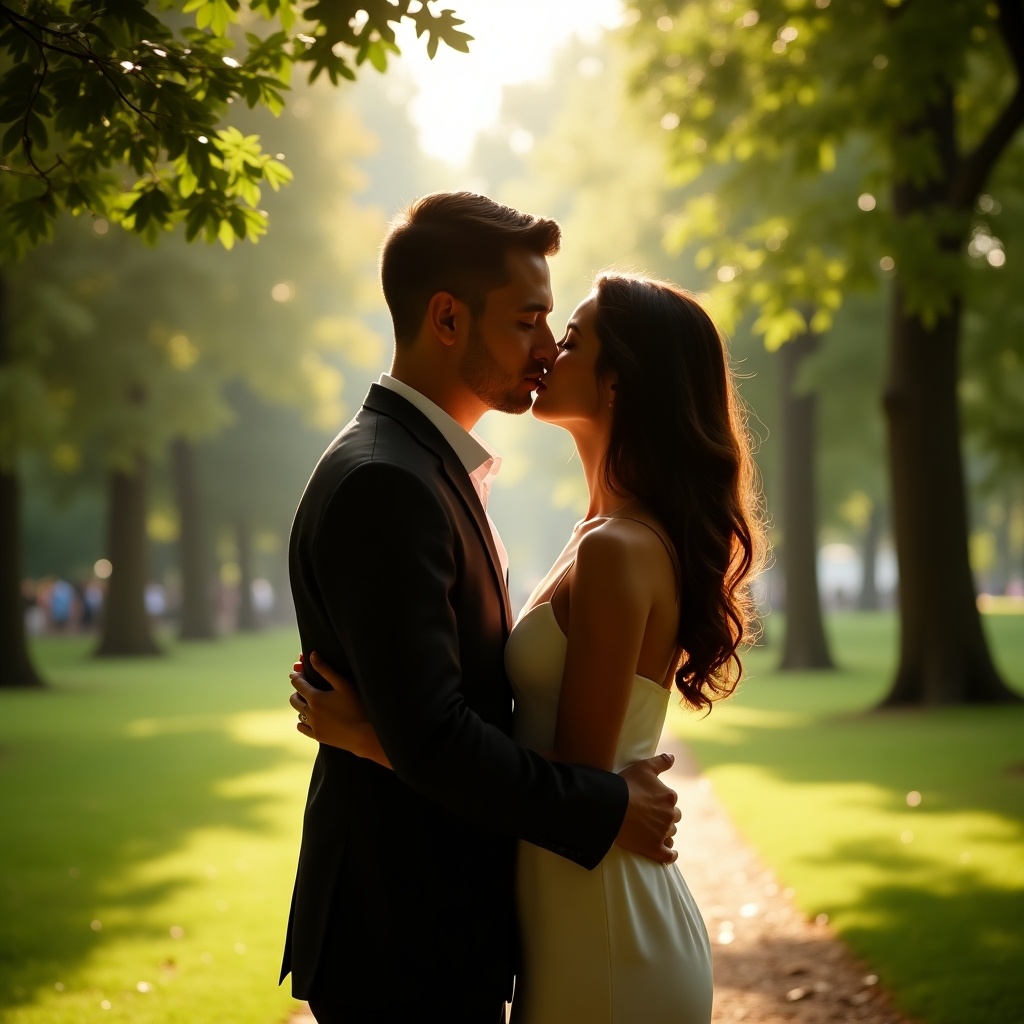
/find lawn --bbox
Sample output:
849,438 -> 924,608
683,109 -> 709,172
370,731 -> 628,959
2,615 -> 1022,1024
0,629 -> 311,1024
667,610 -> 1024,1024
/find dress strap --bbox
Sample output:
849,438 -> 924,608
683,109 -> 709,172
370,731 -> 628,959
547,556 -> 576,605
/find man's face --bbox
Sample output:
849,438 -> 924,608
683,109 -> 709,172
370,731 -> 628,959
458,248 -> 557,415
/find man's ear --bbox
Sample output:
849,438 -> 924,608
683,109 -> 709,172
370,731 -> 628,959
426,292 -> 463,346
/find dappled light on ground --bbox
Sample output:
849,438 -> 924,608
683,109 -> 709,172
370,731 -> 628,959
0,631 -> 311,1024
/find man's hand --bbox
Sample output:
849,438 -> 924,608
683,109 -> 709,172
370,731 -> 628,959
614,753 -> 680,864
289,652 -> 391,767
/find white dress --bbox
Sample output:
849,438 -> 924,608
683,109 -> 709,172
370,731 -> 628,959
505,601 -> 713,1024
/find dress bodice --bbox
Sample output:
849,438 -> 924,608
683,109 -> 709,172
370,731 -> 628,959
505,602 -> 670,772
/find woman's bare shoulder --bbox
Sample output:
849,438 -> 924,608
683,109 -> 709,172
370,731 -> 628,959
575,513 -> 676,587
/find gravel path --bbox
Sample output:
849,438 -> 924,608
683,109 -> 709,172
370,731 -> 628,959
289,735 -> 918,1024
663,734 -> 916,1024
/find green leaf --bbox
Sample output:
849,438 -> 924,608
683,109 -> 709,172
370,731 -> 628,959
177,160 -> 199,199
217,216 -> 237,249
1,121 -> 23,156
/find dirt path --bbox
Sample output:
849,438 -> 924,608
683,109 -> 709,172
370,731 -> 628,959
663,735 -> 916,1024
289,735 -> 917,1024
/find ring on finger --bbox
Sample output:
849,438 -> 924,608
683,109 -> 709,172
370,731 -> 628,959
298,712 -> 307,723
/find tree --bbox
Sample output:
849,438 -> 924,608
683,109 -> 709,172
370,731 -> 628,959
629,0 -> 1024,705
0,0 -> 470,254
776,326 -> 834,667
0,0 -> 470,685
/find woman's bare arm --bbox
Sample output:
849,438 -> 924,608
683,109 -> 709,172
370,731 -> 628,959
552,525 -> 654,771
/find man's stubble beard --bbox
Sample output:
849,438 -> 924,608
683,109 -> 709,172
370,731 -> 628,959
458,320 -> 533,415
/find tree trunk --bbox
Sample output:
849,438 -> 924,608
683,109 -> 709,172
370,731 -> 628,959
235,516 -> 258,632
778,330 -> 834,670
0,468 -> 44,687
172,437 -> 216,640
879,83 -> 1018,706
857,502 -> 883,611
95,461 -> 161,657
881,289 -> 1016,704
0,270 -> 44,687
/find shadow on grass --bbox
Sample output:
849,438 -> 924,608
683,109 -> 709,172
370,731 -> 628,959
818,849 -> 1024,1024
0,631 -> 304,1013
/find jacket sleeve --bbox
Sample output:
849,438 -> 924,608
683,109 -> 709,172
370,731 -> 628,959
310,460 -> 627,869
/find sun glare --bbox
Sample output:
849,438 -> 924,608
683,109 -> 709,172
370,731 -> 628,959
393,0 -> 624,165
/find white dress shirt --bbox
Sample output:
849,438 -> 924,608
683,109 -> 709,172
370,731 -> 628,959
378,374 -> 509,580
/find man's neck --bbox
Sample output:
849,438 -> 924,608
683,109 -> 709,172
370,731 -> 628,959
388,364 -> 484,432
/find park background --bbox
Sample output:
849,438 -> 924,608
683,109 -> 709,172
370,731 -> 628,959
1,1 -> 1022,1022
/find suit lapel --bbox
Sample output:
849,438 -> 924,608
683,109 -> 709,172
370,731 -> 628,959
363,385 -> 513,632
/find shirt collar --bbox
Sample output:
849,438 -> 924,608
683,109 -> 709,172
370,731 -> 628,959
378,374 -> 501,478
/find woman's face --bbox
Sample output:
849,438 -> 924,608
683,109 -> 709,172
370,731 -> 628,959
531,292 -> 614,428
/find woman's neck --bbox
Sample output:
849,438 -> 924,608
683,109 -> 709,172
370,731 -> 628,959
572,427 -> 635,520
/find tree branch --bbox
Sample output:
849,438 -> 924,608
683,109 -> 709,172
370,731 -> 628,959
950,82 -> 1024,209
995,0 -> 1024,82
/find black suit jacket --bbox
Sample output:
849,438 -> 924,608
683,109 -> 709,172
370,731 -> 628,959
281,384 -> 627,1017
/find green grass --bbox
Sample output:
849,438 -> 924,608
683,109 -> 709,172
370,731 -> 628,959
0,629 -> 312,1024
668,610 -> 1024,1024
3,616 -> 1023,1024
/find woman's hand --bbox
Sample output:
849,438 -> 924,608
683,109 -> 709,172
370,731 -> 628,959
289,652 -> 392,768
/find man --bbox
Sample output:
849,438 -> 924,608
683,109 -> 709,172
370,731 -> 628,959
282,192 -> 679,1024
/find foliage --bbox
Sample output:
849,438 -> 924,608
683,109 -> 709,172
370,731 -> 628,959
3,75 -> 384,476
669,609 -> 1024,1024
961,138 -> 1024,487
626,0 -> 1023,343
0,0 -> 471,258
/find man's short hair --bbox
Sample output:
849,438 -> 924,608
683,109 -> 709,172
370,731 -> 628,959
380,192 -> 561,344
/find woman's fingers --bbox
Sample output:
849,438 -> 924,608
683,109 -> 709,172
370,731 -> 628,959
289,691 -> 308,714
289,670 -> 315,701
310,651 -> 353,691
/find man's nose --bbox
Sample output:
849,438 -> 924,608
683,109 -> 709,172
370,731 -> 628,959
533,325 -> 558,367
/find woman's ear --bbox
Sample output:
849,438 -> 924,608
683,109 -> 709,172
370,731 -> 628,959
603,374 -> 619,409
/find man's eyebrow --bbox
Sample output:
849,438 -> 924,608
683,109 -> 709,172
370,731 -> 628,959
518,302 -> 551,313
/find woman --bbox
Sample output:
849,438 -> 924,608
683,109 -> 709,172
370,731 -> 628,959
293,273 -> 764,1024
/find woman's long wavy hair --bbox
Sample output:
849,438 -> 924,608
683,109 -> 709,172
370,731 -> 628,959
593,273 -> 766,712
